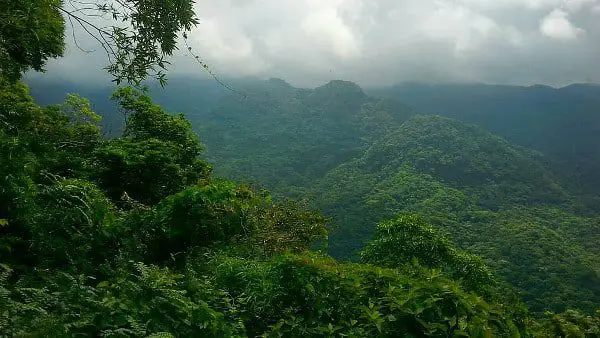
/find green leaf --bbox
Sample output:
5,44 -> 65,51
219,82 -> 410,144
96,281 -> 110,288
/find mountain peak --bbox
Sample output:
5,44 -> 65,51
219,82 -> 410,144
316,80 -> 365,96
266,77 -> 292,88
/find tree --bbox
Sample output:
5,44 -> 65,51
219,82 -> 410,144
360,214 -> 497,295
0,0 -> 65,82
0,0 -> 198,85
92,87 -> 211,205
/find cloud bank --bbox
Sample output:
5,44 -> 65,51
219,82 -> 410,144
38,0 -> 600,87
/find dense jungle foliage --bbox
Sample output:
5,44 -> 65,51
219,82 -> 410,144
0,79 -> 551,337
3,0 -> 600,336
22,77 -> 600,336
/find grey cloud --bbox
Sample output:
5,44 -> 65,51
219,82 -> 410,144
33,0 -> 600,87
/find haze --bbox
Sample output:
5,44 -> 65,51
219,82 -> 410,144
35,0 -> 600,87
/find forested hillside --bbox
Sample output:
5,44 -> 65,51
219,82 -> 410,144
27,76 -> 600,318
369,83 -> 600,195
26,75 -> 231,137
2,79 -> 546,336
28,77 -> 600,200
313,115 -> 600,313
198,78 -> 413,195
5,0 -> 600,335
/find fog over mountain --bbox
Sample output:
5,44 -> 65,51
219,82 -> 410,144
29,0 -> 600,87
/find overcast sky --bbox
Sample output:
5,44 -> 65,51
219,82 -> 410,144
37,0 -> 600,88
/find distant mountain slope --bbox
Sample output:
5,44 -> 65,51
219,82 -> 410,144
367,82 -> 600,194
198,78 -> 413,195
26,77 -> 600,198
312,114 -> 600,314
24,77 -> 600,313
359,115 -> 566,206
24,75 -> 232,136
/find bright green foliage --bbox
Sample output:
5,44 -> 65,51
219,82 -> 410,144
0,263 -> 241,336
202,252 -> 525,337
38,94 -> 103,177
361,214 -> 496,295
113,87 -> 202,153
86,263 -> 239,336
535,310 -> 600,337
24,179 -> 117,271
0,0 -> 65,81
0,79 -> 102,179
124,180 -> 329,263
310,114 -> 600,313
0,78 -> 46,133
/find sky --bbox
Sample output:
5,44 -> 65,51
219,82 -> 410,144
37,0 -> 600,88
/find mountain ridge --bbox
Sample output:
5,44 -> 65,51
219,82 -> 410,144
312,114 -> 600,313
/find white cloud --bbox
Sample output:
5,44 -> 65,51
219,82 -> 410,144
188,19 -> 269,75
35,0 -> 600,87
457,0 -> 562,10
564,0 -> 599,12
302,6 -> 361,59
540,9 -> 584,40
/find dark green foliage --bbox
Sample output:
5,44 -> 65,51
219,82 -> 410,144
93,87 -> 211,204
65,78 -> 600,317
145,79 -> 599,315
93,138 -> 210,205
0,77 -> 540,337
199,78 -> 412,196
24,179 -> 117,271
368,83 -> 600,196
2,43 -> 599,335
0,79 -> 342,336
1,0 -> 198,85
123,180 -> 329,264
0,0 -> 65,81
0,264 -> 241,336
6,1 -> 579,333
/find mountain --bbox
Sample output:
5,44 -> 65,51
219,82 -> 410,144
367,82 -> 600,194
24,75 -> 233,136
312,114 -> 600,313
197,79 -> 413,195
29,77 -> 600,198
3,77 -> 540,337
22,76 -> 600,314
